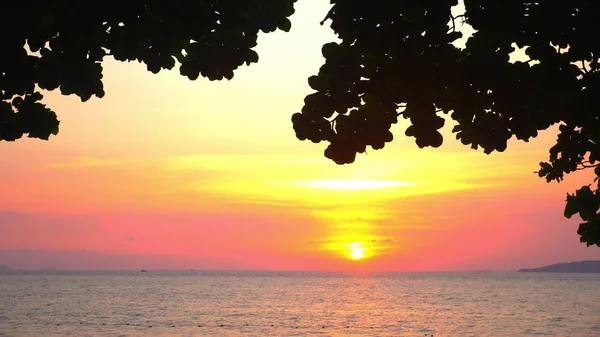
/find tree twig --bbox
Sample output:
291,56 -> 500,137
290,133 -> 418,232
582,60 -> 589,73
450,14 -> 466,32
320,6 -> 334,26
577,162 -> 600,170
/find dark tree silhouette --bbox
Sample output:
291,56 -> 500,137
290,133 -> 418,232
2,1 -> 600,246
0,0 -> 295,140
292,0 -> 600,247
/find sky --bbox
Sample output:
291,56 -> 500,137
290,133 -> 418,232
1,1 -> 598,272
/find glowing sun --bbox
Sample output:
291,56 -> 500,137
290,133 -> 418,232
350,247 -> 365,259
348,243 -> 365,260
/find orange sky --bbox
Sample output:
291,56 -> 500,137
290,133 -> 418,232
1,1 -> 598,271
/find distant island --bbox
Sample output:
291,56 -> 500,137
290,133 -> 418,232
518,260 -> 600,273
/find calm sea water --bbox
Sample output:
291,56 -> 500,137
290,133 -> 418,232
1,271 -> 599,336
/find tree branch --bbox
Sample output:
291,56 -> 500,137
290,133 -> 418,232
320,7 -> 334,26
450,14 -> 466,31
577,161 -> 600,170
582,60 -> 589,73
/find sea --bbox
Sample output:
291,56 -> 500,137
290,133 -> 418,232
1,271 -> 599,336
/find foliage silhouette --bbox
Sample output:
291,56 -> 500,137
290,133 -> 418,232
1,1 -> 295,140
2,1 -> 600,246
292,0 -> 600,248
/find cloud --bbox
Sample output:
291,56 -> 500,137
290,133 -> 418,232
0,211 -> 100,250
46,157 -> 136,169
309,238 -> 396,245
0,250 -> 244,270
0,211 -> 98,234
368,239 -> 395,244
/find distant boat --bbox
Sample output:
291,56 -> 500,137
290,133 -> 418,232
141,269 -> 147,273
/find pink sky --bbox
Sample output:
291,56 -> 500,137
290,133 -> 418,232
1,1 -> 598,271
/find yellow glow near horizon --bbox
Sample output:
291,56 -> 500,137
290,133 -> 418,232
294,179 -> 415,190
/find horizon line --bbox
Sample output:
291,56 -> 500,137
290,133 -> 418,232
0,266 -> 515,273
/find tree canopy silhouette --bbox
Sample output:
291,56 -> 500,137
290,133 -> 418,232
2,1 -> 600,247
1,0 -> 295,140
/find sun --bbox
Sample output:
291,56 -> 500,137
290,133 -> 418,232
348,243 -> 366,260
350,247 -> 365,259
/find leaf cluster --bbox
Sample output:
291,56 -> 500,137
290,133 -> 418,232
0,0 -> 296,141
290,0 -> 600,246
